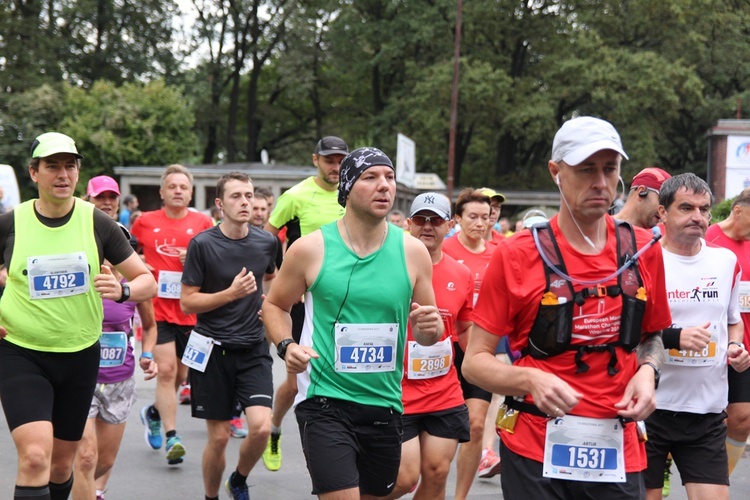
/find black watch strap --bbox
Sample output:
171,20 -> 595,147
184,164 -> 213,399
277,338 -> 295,360
115,283 -> 131,303
640,361 -> 661,389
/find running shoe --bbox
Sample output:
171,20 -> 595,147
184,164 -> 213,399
477,448 -> 502,478
139,405 -> 162,450
663,456 -> 673,497
178,381 -> 191,405
225,473 -> 250,500
262,432 -> 282,471
230,417 -> 248,439
165,435 -> 186,465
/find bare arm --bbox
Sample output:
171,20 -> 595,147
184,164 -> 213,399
97,253 -> 157,302
262,233 -> 322,373
264,222 -> 280,236
136,300 -> 158,380
727,321 -> 750,372
405,236 -> 443,346
262,270 -> 276,295
463,325 -> 582,416
456,320 -> 472,351
614,332 -> 664,420
180,267 -> 257,315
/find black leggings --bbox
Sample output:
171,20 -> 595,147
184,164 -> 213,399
0,339 -> 100,440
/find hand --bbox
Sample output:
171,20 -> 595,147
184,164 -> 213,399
528,369 -> 583,417
257,294 -> 266,320
615,365 -> 656,420
0,325 -> 7,340
229,267 -> 257,300
409,302 -> 442,345
679,322 -> 711,352
93,265 -> 123,300
139,357 -> 158,380
285,343 -> 319,374
728,344 -> 750,372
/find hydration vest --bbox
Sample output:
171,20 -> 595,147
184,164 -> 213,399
525,220 -> 647,376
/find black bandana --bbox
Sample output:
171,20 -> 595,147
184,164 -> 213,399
337,147 -> 395,207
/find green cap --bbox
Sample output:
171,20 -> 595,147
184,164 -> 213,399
30,132 -> 83,159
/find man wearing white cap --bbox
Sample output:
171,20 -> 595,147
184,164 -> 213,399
263,147 -> 443,499
0,132 -> 156,500
463,117 -> 672,498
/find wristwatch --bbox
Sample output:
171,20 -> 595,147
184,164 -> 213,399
276,338 -> 296,360
728,341 -> 746,350
640,361 -> 661,390
115,283 -> 131,303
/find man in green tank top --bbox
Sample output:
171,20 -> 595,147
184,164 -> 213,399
263,147 -> 443,499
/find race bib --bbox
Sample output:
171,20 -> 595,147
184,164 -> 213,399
666,326 -> 719,366
543,415 -> 626,483
334,323 -> 398,373
157,270 -> 182,299
27,252 -> 89,299
100,332 -> 128,367
739,282 -> 750,313
407,338 -> 452,379
181,330 -> 213,372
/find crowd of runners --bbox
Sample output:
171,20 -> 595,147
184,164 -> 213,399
2,120 -> 750,500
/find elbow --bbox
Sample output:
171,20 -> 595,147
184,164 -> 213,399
462,353 -> 479,385
180,299 -> 195,316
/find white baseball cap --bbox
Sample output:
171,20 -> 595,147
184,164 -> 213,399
409,192 -> 451,220
551,116 -> 628,166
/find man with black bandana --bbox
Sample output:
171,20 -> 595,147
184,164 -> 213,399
0,132 -> 156,500
263,147 -> 443,499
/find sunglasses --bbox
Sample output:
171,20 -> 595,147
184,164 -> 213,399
411,215 -> 448,226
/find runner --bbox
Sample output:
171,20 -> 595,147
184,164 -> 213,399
263,147 -> 443,498
262,136 -> 348,471
180,172 -> 278,500
384,192 -> 472,499
131,164 -> 214,465
0,132 -> 156,500
463,116 -> 671,499
72,177 -> 159,500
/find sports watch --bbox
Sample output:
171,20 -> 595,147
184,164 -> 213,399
276,338 -> 296,360
115,283 -> 131,303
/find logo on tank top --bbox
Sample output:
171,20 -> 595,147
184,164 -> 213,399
446,281 -> 456,292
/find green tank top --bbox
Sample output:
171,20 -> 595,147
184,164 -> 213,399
299,221 -> 412,412
0,199 -> 103,352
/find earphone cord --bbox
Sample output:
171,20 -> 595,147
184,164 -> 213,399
533,226 -> 662,286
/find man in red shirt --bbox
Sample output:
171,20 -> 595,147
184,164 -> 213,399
464,116 -> 672,498
706,187 -> 750,477
131,164 -> 214,465
385,192 -> 472,499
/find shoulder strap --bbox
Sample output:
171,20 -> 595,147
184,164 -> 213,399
531,222 -> 575,303
614,220 -> 644,296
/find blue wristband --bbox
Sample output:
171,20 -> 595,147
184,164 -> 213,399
140,352 -> 154,360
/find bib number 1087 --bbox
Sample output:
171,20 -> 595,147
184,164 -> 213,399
551,445 -> 617,470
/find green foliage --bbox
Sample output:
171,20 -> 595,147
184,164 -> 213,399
712,196 -> 734,223
60,80 -> 198,191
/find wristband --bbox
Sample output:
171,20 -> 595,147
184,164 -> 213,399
140,351 -> 154,360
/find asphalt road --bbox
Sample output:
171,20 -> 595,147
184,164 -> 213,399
2,345 -> 749,499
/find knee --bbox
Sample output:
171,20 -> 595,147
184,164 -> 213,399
74,445 -> 97,474
469,417 -> 485,438
422,460 -> 451,483
19,445 -> 51,477
247,419 -> 271,442
728,412 -> 750,436
157,361 -> 177,380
